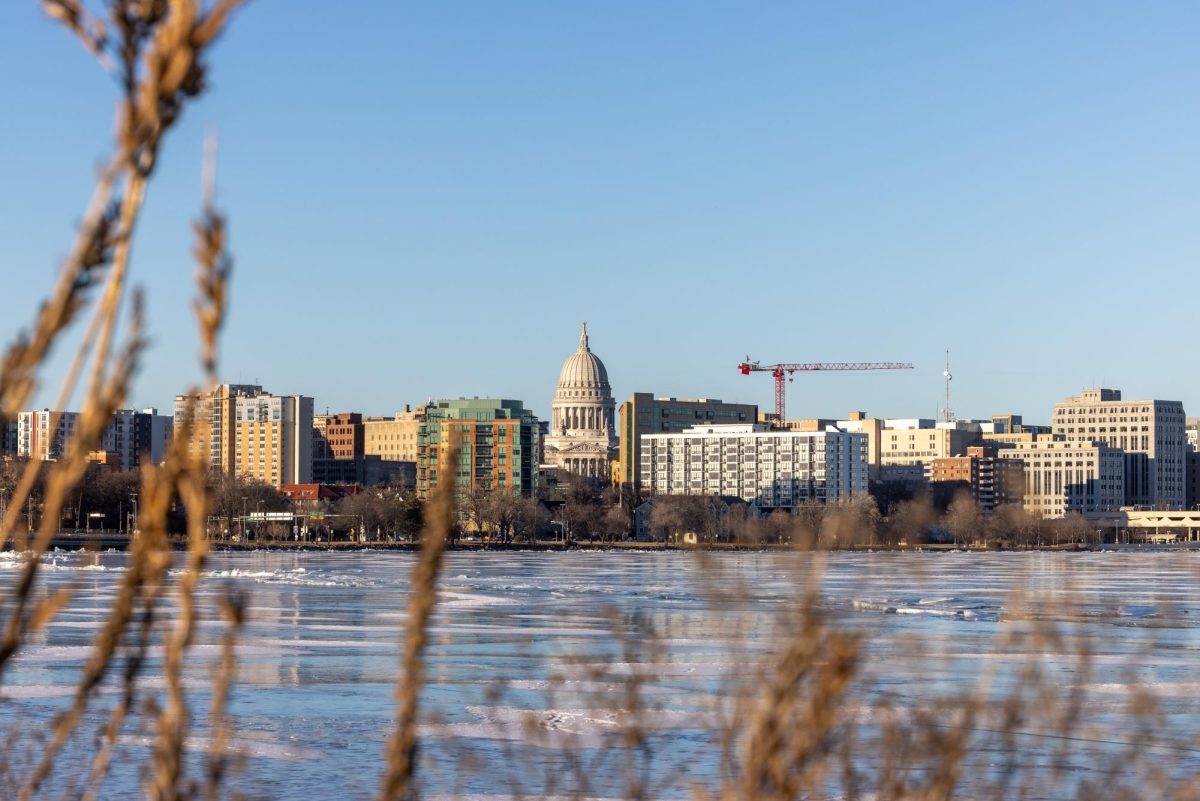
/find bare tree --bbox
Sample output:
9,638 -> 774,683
944,491 -> 983,547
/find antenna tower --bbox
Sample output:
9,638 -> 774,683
942,350 -> 954,422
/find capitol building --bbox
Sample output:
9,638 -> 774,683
543,323 -> 617,480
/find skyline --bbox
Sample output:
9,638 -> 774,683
2,2 -> 1198,422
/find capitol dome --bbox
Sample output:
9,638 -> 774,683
557,324 -> 611,392
544,322 -> 618,481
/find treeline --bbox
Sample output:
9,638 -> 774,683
643,490 -> 1100,548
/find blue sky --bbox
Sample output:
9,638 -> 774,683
2,2 -> 1198,423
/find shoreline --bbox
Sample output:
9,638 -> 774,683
17,534 -> 1200,554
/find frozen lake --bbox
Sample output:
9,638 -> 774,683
3,549 -> 1200,799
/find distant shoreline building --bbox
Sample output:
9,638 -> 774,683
16,408 -> 172,470
542,323 -> 616,480
175,384 -> 312,488
1051,389 -> 1186,509
417,398 -> 540,499
617,394 -> 757,491
640,423 -> 868,510
998,439 -> 1125,517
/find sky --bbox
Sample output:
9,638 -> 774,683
1,2 -> 1198,425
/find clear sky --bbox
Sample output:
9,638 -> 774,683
2,2 -> 1198,424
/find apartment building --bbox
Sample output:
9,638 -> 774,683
175,385 -> 312,487
1051,388 -> 1186,509
998,440 -> 1124,518
233,393 -> 313,487
16,408 -> 170,470
417,399 -> 540,499
174,384 -> 262,474
926,445 -> 1025,511
617,394 -> 757,488
639,424 -> 868,509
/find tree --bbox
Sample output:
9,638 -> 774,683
209,474 -> 289,539
944,491 -> 983,547
882,493 -> 935,547
992,503 -> 1039,547
560,473 -> 607,541
822,496 -> 882,548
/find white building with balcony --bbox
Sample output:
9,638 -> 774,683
639,424 -> 867,509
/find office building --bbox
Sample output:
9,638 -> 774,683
1051,388 -> 1186,508
998,440 -> 1124,518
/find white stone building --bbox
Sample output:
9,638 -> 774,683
543,323 -> 617,480
998,439 -> 1125,518
1051,389 -> 1186,509
640,424 -> 868,509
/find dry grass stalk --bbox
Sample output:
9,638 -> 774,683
378,453 -> 458,801
0,3 -> 244,799
205,588 -> 246,801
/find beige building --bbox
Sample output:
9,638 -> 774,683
363,405 -> 424,463
836,414 -> 982,482
1051,388 -> 1186,509
175,384 -> 312,487
998,440 -> 1124,518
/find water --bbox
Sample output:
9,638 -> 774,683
3,549 -> 1200,799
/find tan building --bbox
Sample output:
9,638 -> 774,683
364,405 -> 424,463
1051,388 -> 1186,509
618,393 -> 757,489
837,414 -> 981,482
174,384 -> 261,475
175,384 -> 312,488
998,440 -> 1124,518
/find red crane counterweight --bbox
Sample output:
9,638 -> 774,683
737,357 -> 914,423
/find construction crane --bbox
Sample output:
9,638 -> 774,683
737,357 -> 914,423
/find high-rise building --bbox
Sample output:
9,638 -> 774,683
640,424 -> 868,509
998,440 -> 1124,518
233,393 -> 313,487
1051,389 -> 1186,509
175,385 -> 312,487
543,323 -> 616,480
17,410 -> 80,461
16,408 -> 170,470
174,384 -> 262,474
417,398 -> 540,499
617,394 -> 757,489
142,408 -> 173,465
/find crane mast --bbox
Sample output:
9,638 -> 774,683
737,358 -> 915,423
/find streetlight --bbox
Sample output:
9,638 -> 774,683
129,492 -> 138,537
242,496 -> 248,542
